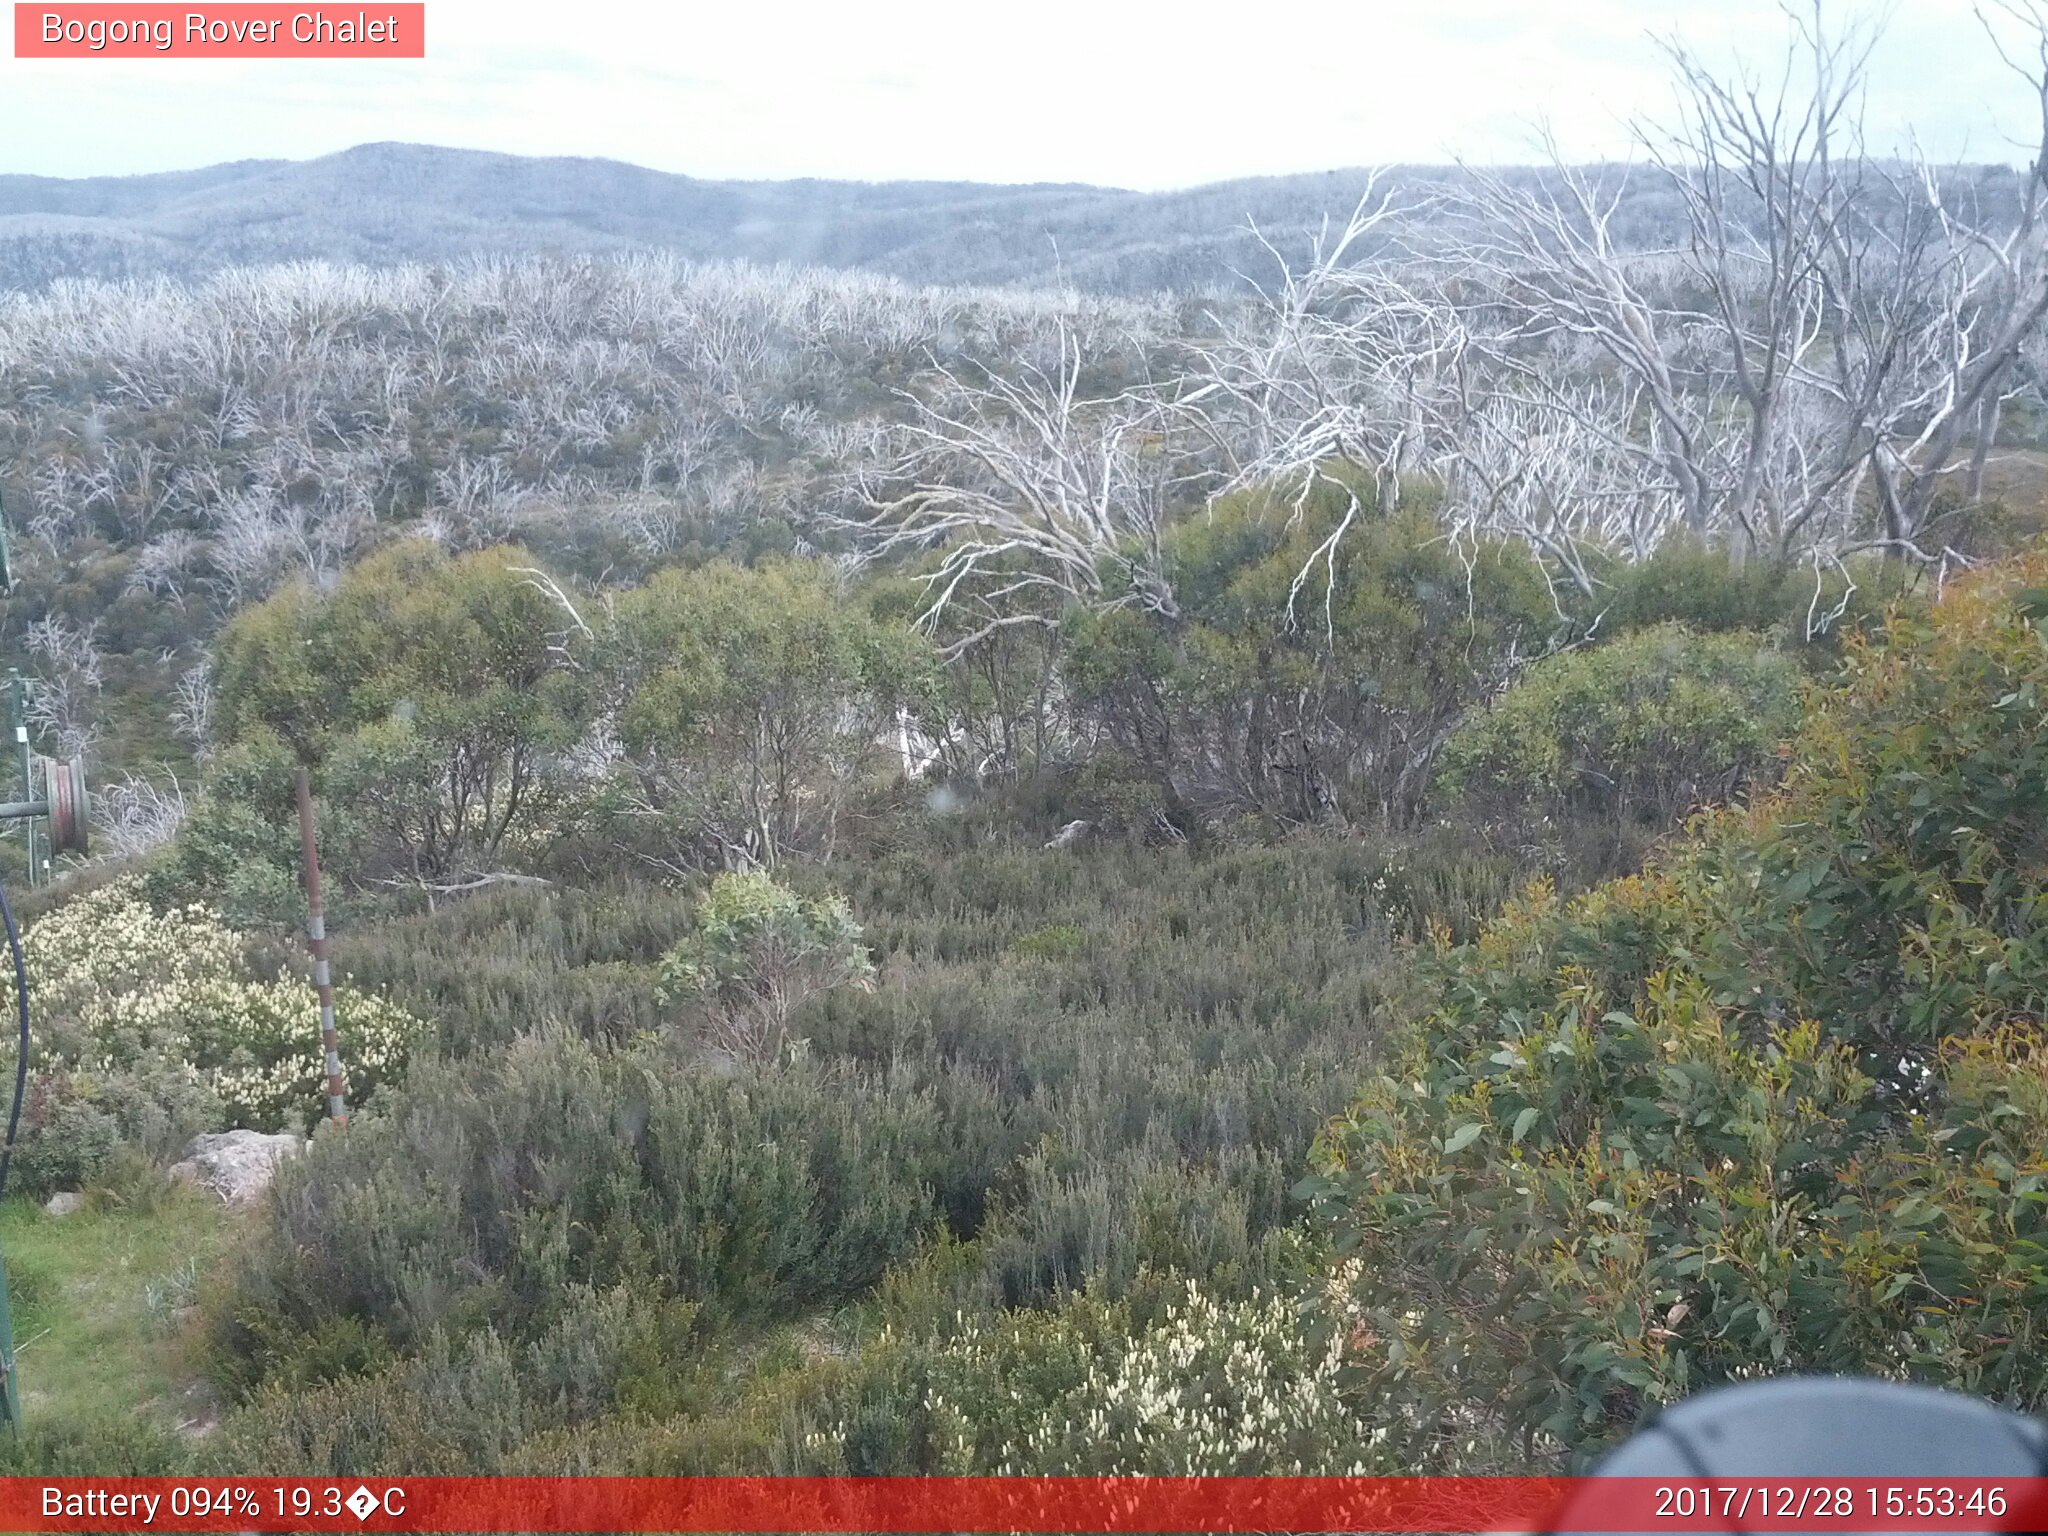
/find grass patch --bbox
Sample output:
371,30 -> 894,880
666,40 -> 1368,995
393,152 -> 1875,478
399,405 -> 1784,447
0,1184 -> 236,1452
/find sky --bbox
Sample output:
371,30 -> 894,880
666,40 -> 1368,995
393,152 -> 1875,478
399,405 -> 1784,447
0,0 -> 2035,187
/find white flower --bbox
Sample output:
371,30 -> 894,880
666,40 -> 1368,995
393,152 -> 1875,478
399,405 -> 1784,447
11,877 -> 426,1130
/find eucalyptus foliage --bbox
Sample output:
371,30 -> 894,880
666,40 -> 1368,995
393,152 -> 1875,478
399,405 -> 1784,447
1303,555 -> 2048,1466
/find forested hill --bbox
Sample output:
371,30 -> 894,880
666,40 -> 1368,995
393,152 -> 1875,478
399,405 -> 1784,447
0,141 -> 1967,294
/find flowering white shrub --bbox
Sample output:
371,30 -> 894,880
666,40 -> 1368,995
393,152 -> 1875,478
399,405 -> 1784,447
5,878 -> 422,1128
808,1276 -> 1382,1475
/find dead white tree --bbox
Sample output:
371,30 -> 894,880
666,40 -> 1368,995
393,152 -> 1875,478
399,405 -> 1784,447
170,660 -> 214,754
1176,176 -> 1452,487
1437,378 -> 1667,601
1857,2 -> 2048,553
95,771 -> 188,859
1168,177 -> 1475,633
22,615 -> 104,760
207,488 -> 319,608
845,324 -> 1182,654
1440,1 -> 2048,566
128,528 -> 206,600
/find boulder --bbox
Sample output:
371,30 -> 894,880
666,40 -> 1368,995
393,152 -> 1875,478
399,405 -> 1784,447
1044,819 -> 1093,850
42,1192 -> 83,1217
169,1130 -> 304,1207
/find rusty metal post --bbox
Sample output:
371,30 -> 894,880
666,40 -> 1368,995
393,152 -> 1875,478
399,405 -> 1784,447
295,765 -> 348,1126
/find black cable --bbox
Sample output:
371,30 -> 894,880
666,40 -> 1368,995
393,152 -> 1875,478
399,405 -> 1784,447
0,881 -> 27,1203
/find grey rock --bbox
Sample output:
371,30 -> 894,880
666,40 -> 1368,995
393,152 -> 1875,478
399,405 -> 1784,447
168,1129 -> 303,1207
42,1192 -> 83,1217
1044,819 -> 1093,850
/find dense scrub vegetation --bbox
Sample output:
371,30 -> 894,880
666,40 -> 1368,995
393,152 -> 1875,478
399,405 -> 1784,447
0,329 -> 2025,1469
193,837 -> 1422,1471
0,877 -> 420,1198
9,5 -> 2048,1473
0,545 -> 1954,1475
12,483 -> 2047,1473
1436,623 -> 1806,827
0,269 -> 2033,1473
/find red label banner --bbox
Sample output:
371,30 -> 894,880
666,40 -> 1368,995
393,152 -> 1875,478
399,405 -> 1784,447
14,4 -> 424,57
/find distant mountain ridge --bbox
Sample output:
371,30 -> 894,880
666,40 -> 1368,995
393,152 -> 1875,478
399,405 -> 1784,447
0,142 -> 1378,293
0,141 -> 2027,295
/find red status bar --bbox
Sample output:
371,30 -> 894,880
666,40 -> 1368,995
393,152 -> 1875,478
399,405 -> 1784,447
10,1476 -> 2048,1532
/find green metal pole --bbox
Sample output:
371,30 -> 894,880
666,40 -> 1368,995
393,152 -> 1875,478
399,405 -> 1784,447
0,501 -> 22,1430
6,674 -> 28,892
0,1244 -> 19,1433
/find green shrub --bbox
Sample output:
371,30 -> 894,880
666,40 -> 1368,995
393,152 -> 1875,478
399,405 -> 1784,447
210,1030 -> 955,1388
658,872 -> 875,1064
0,1414 -> 192,1476
143,737 -> 318,929
1369,828 -> 1543,944
208,1288 -> 702,1475
7,1073 -> 121,1198
1064,475 -> 1560,826
790,1277 -> 1377,1475
1008,923 -> 1087,961
212,542 -> 579,887
1436,625 -> 1803,824
313,880 -> 690,1058
1593,539 -> 1917,645
972,1148 -> 1293,1309
5,878 -> 422,1132
1304,552 -> 2048,1469
589,559 -> 938,871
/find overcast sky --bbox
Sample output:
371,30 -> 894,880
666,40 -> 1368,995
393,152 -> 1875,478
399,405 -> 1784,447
0,0 -> 2031,187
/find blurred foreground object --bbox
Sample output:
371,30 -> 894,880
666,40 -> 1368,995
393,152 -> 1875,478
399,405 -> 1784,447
1551,1378 -> 2048,1534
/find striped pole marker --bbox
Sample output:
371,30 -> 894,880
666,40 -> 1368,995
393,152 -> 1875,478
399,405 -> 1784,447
294,765 -> 348,1126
